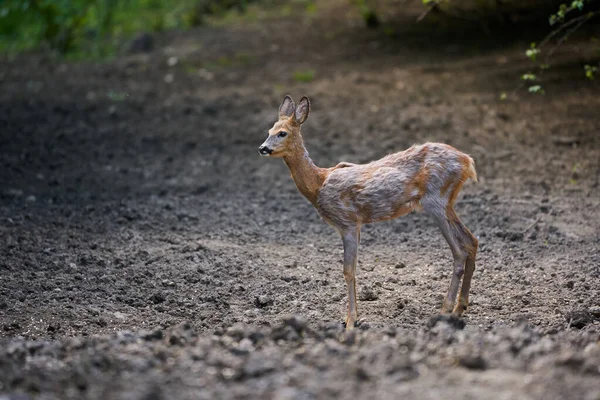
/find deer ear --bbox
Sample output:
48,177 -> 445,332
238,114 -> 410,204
279,95 -> 296,120
295,96 -> 310,125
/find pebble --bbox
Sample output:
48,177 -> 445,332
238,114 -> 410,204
255,295 -> 273,308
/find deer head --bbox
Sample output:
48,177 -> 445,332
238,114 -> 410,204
258,95 -> 310,157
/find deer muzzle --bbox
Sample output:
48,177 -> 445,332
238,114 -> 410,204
258,145 -> 273,156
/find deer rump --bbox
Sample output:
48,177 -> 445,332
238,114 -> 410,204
317,143 -> 476,228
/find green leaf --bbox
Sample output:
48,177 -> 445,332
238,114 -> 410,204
571,1 -> 584,10
526,48 -> 540,61
522,73 -> 537,81
528,85 -> 543,93
584,64 -> 598,80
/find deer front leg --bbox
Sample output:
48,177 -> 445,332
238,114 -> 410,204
342,227 -> 360,330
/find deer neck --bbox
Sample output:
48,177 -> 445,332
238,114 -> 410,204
283,140 -> 326,206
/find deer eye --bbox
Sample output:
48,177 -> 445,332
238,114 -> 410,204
278,131 -> 287,138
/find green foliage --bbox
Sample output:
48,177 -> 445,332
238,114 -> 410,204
0,0 -> 255,57
521,73 -> 537,81
521,0 -> 599,94
528,85 -> 543,94
525,43 -> 540,61
584,64 -> 598,79
304,2 -> 317,15
293,69 -> 315,83
0,0 -> 99,54
549,0 -> 588,25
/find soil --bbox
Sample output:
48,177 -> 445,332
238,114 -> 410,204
1,2 -> 599,399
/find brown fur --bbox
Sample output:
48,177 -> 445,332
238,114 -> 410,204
260,96 -> 479,330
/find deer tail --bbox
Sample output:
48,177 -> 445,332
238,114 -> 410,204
466,155 -> 478,183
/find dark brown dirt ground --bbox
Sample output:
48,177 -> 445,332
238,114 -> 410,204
1,2 -> 599,399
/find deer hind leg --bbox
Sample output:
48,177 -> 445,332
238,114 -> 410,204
450,210 -> 478,315
429,206 -> 478,315
432,210 -> 467,314
341,226 -> 360,330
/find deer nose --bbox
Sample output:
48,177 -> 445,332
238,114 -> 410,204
258,145 -> 272,155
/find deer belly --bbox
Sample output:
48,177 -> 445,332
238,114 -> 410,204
356,194 -> 418,223
317,190 -> 418,227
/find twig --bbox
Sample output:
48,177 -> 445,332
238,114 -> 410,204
511,9 -> 599,97
544,12 -> 595,64
522,216 -> 542,234
538,12 -> 593,49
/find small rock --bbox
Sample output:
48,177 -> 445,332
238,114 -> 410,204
141,328 -> 163,341
164,74 -> 174,84
564,280 -> 575,289
555,352 -> 585,369
356,366 -> 371,380
225,324 -> 246,340
282,315 -> 307,332
552,136 -> 580,146
167,56 -> 178,67
427,314 -> 466,330
150,293 -> 166,304
168,334 -> 184,346
565,309 -> 595,329
359,287 -> 379,301
255,295 -> 273,308
358,321 -> 370,330
507,231 -> 524,241
458,354 -> 487,370
247,330 -> 265,344
113,312 -> 126,320
220,367 -> 240,380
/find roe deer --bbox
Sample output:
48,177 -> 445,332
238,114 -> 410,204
259,95 -> 478,330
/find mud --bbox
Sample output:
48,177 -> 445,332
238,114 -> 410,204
1,2 -> 599,399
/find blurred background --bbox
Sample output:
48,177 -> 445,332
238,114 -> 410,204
1,0 -> 600,73
1,2 -> 600,398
